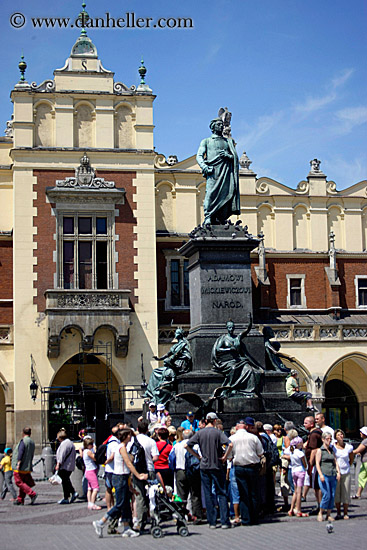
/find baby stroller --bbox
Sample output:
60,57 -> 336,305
147,481 -> 189,538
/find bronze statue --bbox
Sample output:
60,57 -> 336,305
196,117 -> 240,226
263,326 -> 292,372
211,316 -> 263,398
145,328 -> 192,406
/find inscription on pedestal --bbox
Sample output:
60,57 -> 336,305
200,270 -> 252,317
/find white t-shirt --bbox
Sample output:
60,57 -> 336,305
332,443 -> 353,475
147,411 -> 158,424
83,448 -> 97,471
228,429 -> 264,466
290,448 -> 306,472
136,433 -> 159,472
174,439 -> 188,470
114,443 -> 130,475
105,436 -> 119,474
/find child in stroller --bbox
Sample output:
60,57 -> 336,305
147,480 -> 189,538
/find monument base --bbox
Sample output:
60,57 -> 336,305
167,223 -> 306,430
168,371 -> 305,429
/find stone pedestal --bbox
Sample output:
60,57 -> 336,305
168,223 -> 304,428
179,224 -> 264,371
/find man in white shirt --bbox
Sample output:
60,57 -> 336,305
103,426 -> 120,534
315,413 -> 335,440
174,429 -> 203,523
133,420 -> 159,532
224,419 -> 265,526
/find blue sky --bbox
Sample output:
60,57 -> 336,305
1,0 -> 366,189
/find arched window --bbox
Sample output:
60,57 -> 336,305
74,104 -> 94,148
156,183 -> 175,232
293,206 -> 309,249
114,105 -> 133,148
257,206 -> 274,248
34,103 -> 53,147
328,206 -> 344,249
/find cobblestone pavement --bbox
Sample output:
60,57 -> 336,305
1,476 -> 366,550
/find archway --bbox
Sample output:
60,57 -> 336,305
323,379 -> 359,438
323,353 -> 367,438
46,347 -> 120,443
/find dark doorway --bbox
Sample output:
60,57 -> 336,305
323,379 -> 359,439
48,384 -> 111,442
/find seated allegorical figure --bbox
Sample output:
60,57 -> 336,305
263,326 -> 291,373
211,315 -> 264,398
145,328 -> 192,407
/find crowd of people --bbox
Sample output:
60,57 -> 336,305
1,411 -> 367,538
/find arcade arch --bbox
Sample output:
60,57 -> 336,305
322,353 -> 367,437
46,347 -> 121,442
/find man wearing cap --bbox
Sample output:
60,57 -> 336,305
224,418 -> 265,525
181,412 -> 199,432
286,370 -> 316,412
186,412 -> 233,529
146,403 -> 158,425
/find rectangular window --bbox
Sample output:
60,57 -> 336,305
357,277 -> 367,307
290,278 -> 302,306
63,241 -> 74,289
96,217 -> 107,235
286,274 -> 306,308
63,217 -> 74,235
60,215 -> 111,289
166,256 -> 190,309
171,259 -> 181,307
78,217 -> 92,234
183,260 -> 190,307
96,241 -> 108,289
78,241 -> 92,289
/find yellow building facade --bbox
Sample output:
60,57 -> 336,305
0,31 -> 366,448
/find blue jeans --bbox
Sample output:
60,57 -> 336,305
200,469 -> 229,526
107,474 -> 131,522
235,464 -> 260,525
229,466 -> 240,505
319,475 -> 337,510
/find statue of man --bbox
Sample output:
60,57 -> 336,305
196,118 -> 240,226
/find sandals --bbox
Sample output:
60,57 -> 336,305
296,512 -> 309,517
88,504 -> 102,511
288,510 -> 295,516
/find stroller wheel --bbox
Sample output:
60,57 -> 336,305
151,526 -> 163,539
178,526 -> 189,537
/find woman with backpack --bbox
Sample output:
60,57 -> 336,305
93,429 -> 148,539
154,427 -> 173,489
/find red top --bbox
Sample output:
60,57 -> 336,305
154,440 -> 172,470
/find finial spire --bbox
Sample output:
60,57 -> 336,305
78,2 -> 89,36
18,54 -> 27,82
138,57 -> 147,85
